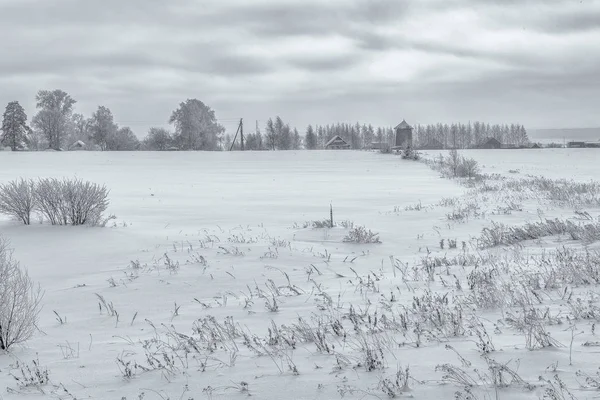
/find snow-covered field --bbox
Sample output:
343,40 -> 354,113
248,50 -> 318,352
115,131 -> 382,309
1,149 -> 600,400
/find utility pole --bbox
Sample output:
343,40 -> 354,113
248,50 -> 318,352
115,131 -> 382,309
240,118 -> 244,151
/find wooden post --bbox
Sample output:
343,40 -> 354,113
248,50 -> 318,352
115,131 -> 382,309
330,203 -> 334,228
229,121 -> 241,151
240,118 -> 244,151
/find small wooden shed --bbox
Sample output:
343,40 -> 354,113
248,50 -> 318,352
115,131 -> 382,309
68,140 -> 86,151
325,135 -> 351,150
479,138 -> 502,149
393,120 -> 413,149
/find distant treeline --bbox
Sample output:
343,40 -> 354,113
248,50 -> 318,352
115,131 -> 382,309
229,120 -> 530,151
1,91 -> 528,151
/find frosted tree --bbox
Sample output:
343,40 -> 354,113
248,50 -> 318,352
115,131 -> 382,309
88,106 -> 118,150
143,127 -> 172,151
169,99 -> 224,151
517,125 -> 529,146
304,125 -> 317,149
1,101 -> 30,151
292,127 -> 301,150
273,116 -> 292,150
66,113 -> 90,146
265,118 -> 277,150
107,126 -> 139,151
31,89 -> 76,150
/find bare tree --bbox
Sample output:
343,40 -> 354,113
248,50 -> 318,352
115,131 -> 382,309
88,106 -> 117,151
0,179 -> 36,225
0,237 -> 43,350
31,89 -> 76,150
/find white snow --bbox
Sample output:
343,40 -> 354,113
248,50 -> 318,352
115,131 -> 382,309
0,149 -> 599,400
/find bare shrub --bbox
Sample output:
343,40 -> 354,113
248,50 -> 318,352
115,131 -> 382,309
344,226 -> 381,244
35,178 -> 110,226
0,178 -> 36,225
0,236 -> 44,350
34,178 -> 67,225
429,150 -> 481,179
60,178 -> 110,225
457,158 -> 480,179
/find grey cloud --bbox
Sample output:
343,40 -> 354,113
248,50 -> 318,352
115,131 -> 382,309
0,0 -> 599,133
283,53 -> 363,72
525,8 -> 600,34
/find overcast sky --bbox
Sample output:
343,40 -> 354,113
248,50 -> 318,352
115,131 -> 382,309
1,0 -> 599,136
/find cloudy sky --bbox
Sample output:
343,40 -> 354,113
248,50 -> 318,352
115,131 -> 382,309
0,0 -> 599,136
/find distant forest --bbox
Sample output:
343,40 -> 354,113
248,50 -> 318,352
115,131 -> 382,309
1,91 -> 529,151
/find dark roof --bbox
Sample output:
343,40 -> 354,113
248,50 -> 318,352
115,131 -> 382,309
325,135 -> 349,147
394,120 -> 412,130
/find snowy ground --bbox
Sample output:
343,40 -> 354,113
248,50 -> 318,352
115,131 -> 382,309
0,149 -> 599,400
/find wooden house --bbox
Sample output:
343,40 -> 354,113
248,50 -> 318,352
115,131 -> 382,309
567,141 -> 600,148
370,142 -> 386,150
585,141 -> 600,148
479,138 -> 502,149
68,140 -> 86,151
325,135 -> 351,150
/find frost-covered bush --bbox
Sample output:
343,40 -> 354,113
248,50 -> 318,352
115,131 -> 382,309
0,178 -> 36,225
401,146 -> 420,160
35,178 -> 110,226
57,178 -> 110,226
0,236 -> 43,350
0,177 -> 111,226
428,150 -> 481,179
343,226 -> 381,244
456,157 -> 480,179
34,178 -> 67,225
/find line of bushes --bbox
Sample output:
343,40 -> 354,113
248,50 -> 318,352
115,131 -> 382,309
0,177 -> 112,226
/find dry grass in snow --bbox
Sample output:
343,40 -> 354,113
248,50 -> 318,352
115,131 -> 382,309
0,150 -> 599,400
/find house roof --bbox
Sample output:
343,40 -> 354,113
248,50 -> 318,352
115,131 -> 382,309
394,120 -> 412,130
325,135 -> 349,147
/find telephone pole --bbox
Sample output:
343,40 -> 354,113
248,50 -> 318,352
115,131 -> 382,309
240,118 -> 244,151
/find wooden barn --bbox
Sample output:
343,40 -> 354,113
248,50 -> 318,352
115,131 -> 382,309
479,138 -> 502,149
419,138 -> 444,150
392,120 -> 413,150
370,142 -> 386,150
325,135 -> 351,150
68,140 -> 86,151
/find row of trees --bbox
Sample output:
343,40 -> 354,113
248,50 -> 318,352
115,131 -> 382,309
413,122 -> 529,149
0,91 -> 225,151
230,120 -> 529,151
1,92 -> 529,151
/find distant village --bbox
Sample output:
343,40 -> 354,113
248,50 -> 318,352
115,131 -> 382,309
325,120 -> 600,152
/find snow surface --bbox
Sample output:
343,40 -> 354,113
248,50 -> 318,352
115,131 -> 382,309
0,150 -> 599,400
